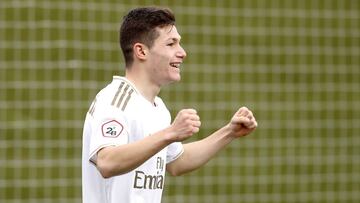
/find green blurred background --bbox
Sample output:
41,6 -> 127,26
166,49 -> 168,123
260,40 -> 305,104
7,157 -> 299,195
0,0 -> 359,202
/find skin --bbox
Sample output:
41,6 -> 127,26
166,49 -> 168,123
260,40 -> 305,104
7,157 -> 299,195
96,25 -> 258,178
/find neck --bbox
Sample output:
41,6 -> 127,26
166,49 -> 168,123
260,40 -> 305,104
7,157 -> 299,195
125,68 -> 161,104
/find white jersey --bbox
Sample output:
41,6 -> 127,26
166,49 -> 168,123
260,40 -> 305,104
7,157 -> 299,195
82,76 -> 184,203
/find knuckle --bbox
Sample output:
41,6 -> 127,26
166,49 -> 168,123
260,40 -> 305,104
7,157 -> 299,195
189,108 -> 197,113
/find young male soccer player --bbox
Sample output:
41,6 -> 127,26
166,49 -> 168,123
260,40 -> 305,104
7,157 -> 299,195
82,6 -> 258,203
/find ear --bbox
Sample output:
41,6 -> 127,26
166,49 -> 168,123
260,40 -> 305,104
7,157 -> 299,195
133,43 -> 148,61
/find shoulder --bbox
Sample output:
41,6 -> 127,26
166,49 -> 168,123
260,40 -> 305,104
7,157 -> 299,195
109,78 -> 137,112
92,76 -> 138,116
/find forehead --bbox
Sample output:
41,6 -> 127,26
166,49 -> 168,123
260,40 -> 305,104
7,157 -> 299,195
155,25 -> 181,41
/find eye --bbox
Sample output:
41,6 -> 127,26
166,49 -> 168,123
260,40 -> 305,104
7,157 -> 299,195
167,43 -> 174,46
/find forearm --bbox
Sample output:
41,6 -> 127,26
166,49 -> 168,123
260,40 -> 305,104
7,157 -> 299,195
167,106 -> 257,176
96,108 -> 202,178
167,125 -> 235,176
97,128 -> 172,178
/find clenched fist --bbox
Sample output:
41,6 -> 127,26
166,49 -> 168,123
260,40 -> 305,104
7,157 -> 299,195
168,109 -> 201,142
228,107 -> 258,138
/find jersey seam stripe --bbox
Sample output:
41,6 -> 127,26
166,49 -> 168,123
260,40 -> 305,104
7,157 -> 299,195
111,81 -> 125,106
119,77 -> 139,95
116,84 -> 130,108
89,98 -> 97,116
121,89 -> 134,111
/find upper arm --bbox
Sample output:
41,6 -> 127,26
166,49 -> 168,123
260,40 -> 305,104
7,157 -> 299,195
165,142 -> 184,176
166,153 -> 184,176
88,106 -> 129,165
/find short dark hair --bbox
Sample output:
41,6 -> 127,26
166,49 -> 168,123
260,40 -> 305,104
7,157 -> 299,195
119,7 -> 175,67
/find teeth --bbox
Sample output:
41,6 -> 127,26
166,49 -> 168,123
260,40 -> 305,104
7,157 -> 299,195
170,63 -> 180,68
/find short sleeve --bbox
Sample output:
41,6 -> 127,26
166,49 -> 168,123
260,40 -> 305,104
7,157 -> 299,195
89,108 -> 129,164
166,142 -> 184,164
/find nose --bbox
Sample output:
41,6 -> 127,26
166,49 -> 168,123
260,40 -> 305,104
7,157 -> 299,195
176,45 -> 187,59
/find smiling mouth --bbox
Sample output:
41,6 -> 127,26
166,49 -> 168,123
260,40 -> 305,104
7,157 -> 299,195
170,62 -> 181,68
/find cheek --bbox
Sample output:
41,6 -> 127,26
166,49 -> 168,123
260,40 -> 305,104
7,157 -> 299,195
154,55 -> 170,68
148,50 -> 172,72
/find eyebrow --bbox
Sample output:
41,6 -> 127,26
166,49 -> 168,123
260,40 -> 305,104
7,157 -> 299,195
167,37 -> 181,42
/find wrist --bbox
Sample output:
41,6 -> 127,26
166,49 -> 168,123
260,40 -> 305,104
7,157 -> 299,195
160,126 -> 176,144
223,124 -> 237,140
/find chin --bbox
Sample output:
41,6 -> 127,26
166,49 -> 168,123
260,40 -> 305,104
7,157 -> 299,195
170,73 -> 181,81
173,75 -> 181,82
166,76 -> 181,85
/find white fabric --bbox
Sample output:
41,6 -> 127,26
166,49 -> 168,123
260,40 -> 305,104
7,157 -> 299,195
82,76 -> 183,203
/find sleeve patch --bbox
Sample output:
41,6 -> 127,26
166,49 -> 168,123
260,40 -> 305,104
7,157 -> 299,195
101,120 -> 124,138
